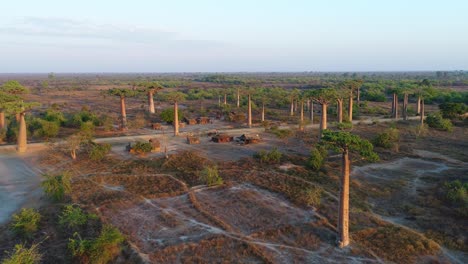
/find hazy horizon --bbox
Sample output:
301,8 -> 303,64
1,0 -> 467,72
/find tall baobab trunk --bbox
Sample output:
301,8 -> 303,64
306,99 -> 310,112
290,99 -> 294,116
403,93 -> 408,120
147,92 -> 155,114
393,93 -> 398,119
420,99 -> 425,126
357,87 -> 361,106
248,94 -> 252,128
337,99 -> 343,123
120,96 -> 127,130
224,94 -> 227,105
174,101 -> 179,136
261,102 -> 265,122
417,96 -> 421,115
309,100 -> 314,122
237,88 -> 240,108
0,112 -> 5,130
338,148 -> 350,248
300,101 -> 304,130
348,93 -> 353,122
319,103 -> 327,139
17,112 -> 27,153
294,100 -> 298,112
218,95 -> 221,107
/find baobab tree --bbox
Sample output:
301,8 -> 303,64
138,81 -> 163,114
4,101 -> 39,153
0,80 -> 28,129
335,83 -> 349,123
254,88 -> 270,123
288,89 -> 300,116
416,79 -> 431,115
165,92 -> 186,136
387,85 -> 401,119
320,130 -> 378,248
310,88 -> 337,139
342,80 -> 363,122
399,82 -> 415,120
414,80 -> 435,126
106,88 -> 138,131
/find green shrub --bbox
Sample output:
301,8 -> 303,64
2,243 -> 42,264
10,208 -> 41,237
59,205 -> 97,230
372,128 -> 400,148
293,187 -> 322,207
199,165 -> 223,186
70,110 -> 99,128
127,112 -> 147,129
444,180 -> 468,205
68,225 -> 124,264
439,102 -> 467,119
88,143 -> 111,161
268,127 -> 293,139
41,172 -> 72,201
308,146 -> 327,171
132,141 -> 152,154
44,109 -> 66,125
32,120 -> 60,139
160,108 -> 184,123
426,112 -> 453,132
80,121 -> 95,139
336,121 -> 353,131
254,148 -> 282,164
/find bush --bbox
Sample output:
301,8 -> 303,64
80,121 -> 95,139
444,180 -> 468,205
32,119 -> 60,139
127,112 -> 147,129
308,146 -> 327,171
372,128 -> 400,149
336,121 -> 353,131
426,112 -> 453,132
199,165 -> 223,186
41,172 -> 72,201
254,148 -> 282,164
293,187 -> 322,207
70,110 -> 99,128
160,108 -> 184,123
59,205 -> 97,230
44,109 -> 66,125
268,127 -> 293,139
439,102 -> 467,119
132,141 -> 152,154
10,208 -> 41,237
68,225 -> 124,264
88,143 -> 111,161
2,243 -> 42,264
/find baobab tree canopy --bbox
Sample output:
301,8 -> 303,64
1,80 -> 28,95
138,81 -> 163,93
106,88 -> 139,98
320,130 -> 379,161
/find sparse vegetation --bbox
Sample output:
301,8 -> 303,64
41,172 -> 72,201
10,208 -> 41,238
88,142 -> 111,161
254,148 -> 282,164
426,112 -> 453,132
372,127 -> 400,149
199,165 -> 223,186
307,146 -> 327,171
1,243 -> 42,264
59,205 -> 97,229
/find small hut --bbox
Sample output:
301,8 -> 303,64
212,134 -> 233,143
149,138 -> 161,152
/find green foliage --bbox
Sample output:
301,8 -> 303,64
439,102 -> 467,119
426,112 -> 453,132
336,121 -> 353,131
254,148 -> 282,164
68,225 -> 125,264
268,127 -> 293,139
444,180 -> 468,205
1,243 -> 42,264
372,128 -> 400,149
106,88 -> 139,98
160,108 -> 184,123
320,130 -> 379,161
199,165 -> 223,186
308,146 -> 327,171
88,143 -> 111,161
127,112 -> 147,129
292,186 -> 322,207
10,208 -> 41,238
59,205 -> 97,230
70,110 -> 99,128
132,141 -> 152,153
31,119 -> 60,139
43,109 -> 66,125
79,121 -> 95,139
41,172 -> 72,201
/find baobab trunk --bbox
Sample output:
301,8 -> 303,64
393,93 -> 398,119
71,149 -> 76,160
218,95 -> 221,107
338,148 -> 350,248
319,103 -> 327,139
261,103 -> 265,122
348,94 -> 353,122
237,89 -> 240,108
174,101 -> 179,136
300,101 -> 304,131
224,94 -> 227,105
420,99 -> 425,126
337,99 -> 343,123
290,100 -> 294,116
17,112 -> 27,153
417,96 -> 421,115
248,94 -> 252,128
147,92 -> 155,114
309,100 -> 314,122
120,96 -> 127,130
294,100 -> 298,112
403,93 -> 408,120
357,87 -> 361,106
0,112 -> 5,130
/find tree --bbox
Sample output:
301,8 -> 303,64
320,130 -> 378,248
254,88 -> 271,123
310,88 -> 337,139
387,84 -> 401,119
106,88 -> 139,130
0,80 -> 28,130
398,82 -> 415,120
414,80 -> 436,126
335,82 -> 349,123
288,89 -> 300,116
165,92 -> 186,136
65,133 -> 88,160
342,80 -> 363,121
138,81 -> 163,114
4,101 -> 39,153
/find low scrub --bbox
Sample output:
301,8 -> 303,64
268,127 -> 293,139
426,112 -> 453,132
254,148 -> 282,164
88,143 -> 111,161
10,208 -> 41,238
41,172 -> 72,201
199,165 -> 223,186
307,146 -> 327,171
132,141 -> 152,154
336,121 -> 353,131
59,205 -> 98,230
372,128 -> 399,149
443,180 -> 467,217
1,243 -> 42,264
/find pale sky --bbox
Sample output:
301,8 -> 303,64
1,0 -> 467,72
